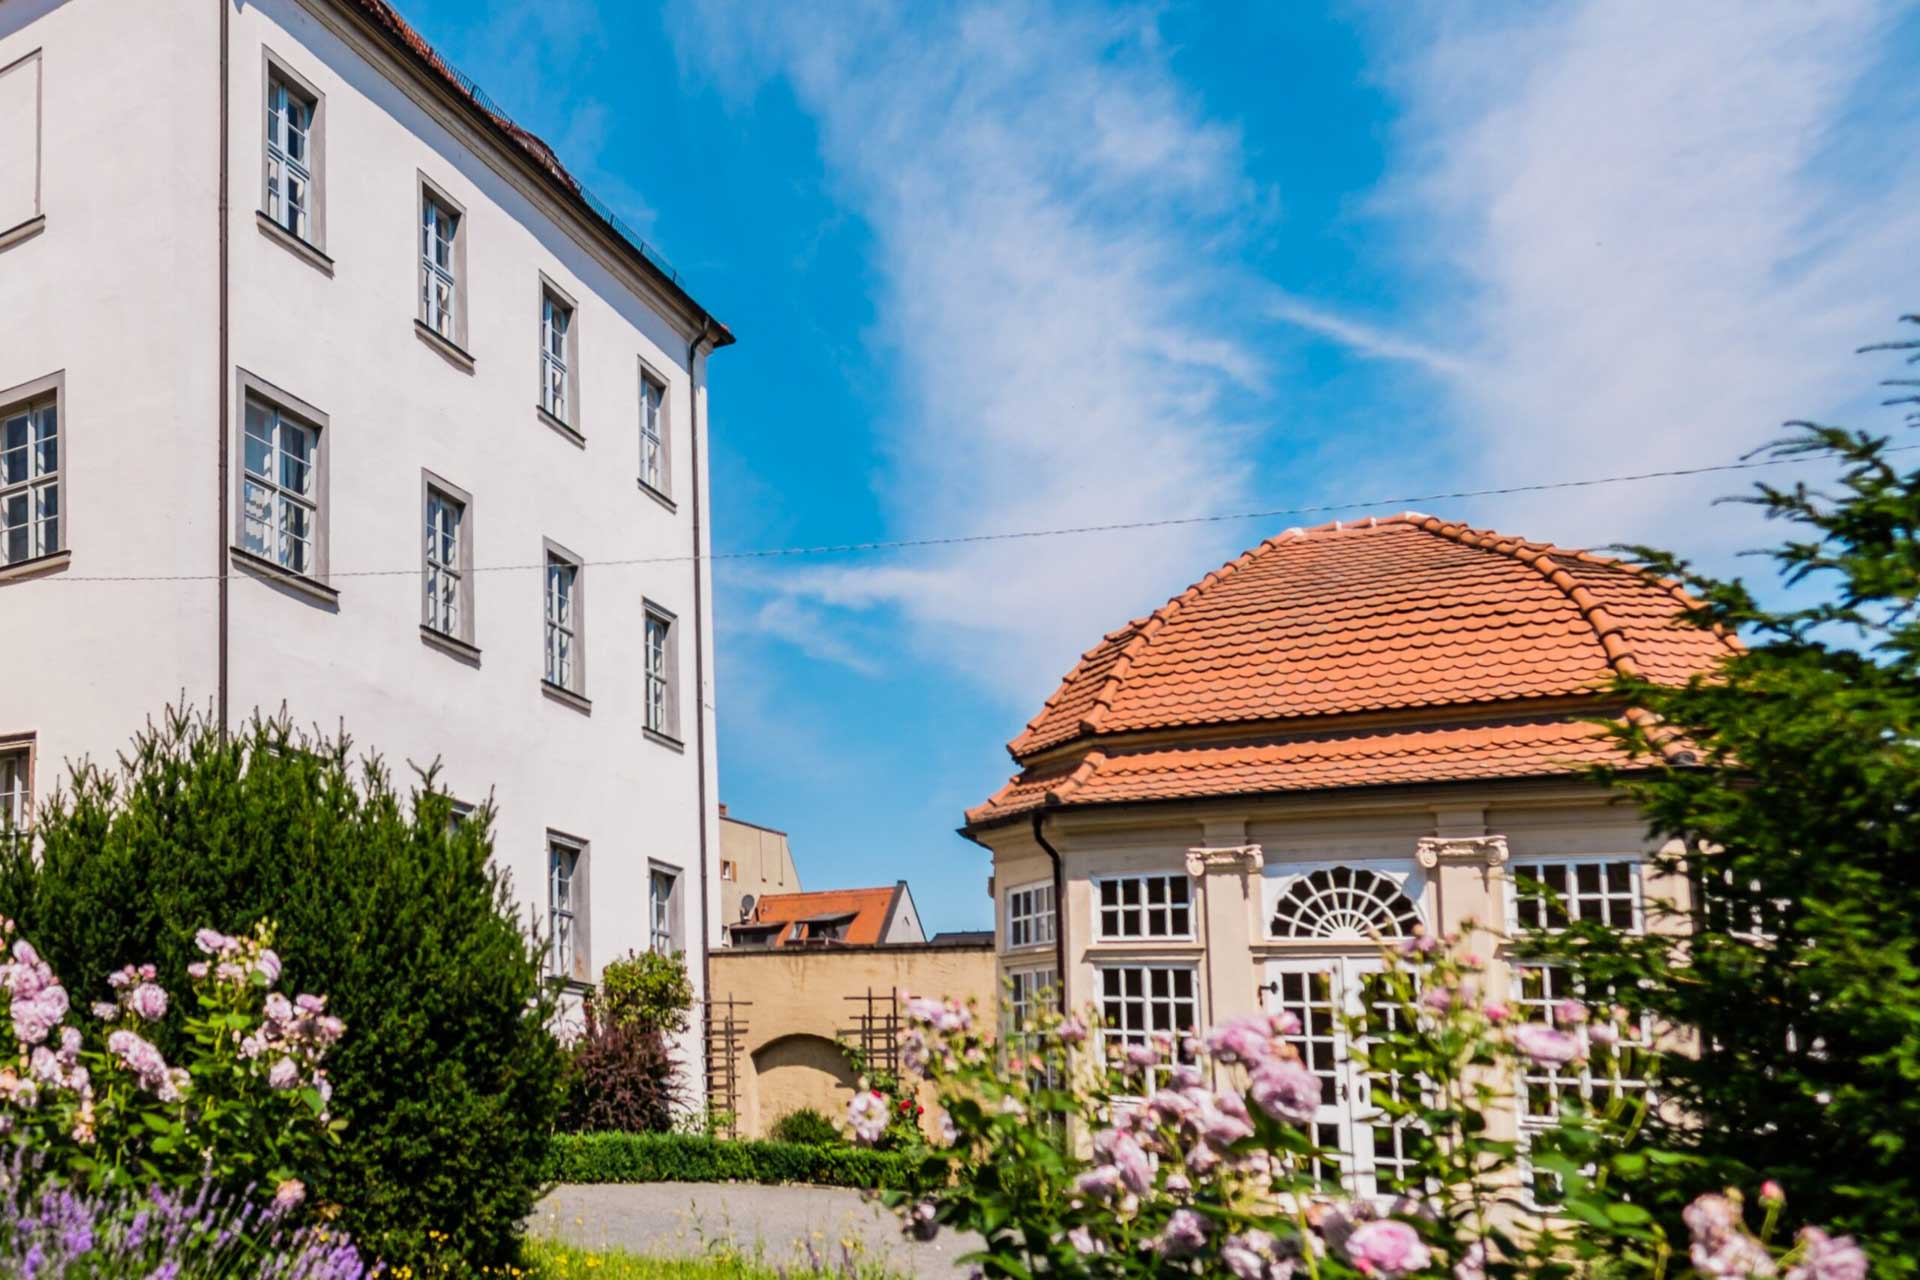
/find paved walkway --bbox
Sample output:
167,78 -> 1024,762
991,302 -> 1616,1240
531,1183 -> 983,1278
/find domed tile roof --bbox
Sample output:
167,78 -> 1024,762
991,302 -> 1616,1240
966,513 -> 1735,830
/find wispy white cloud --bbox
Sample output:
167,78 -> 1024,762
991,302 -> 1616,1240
1351,0 -> 1920,555
671,0 -> 1275,705
1269,295 -> 1470,377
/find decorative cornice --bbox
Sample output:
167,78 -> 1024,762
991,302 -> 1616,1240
1415,835 -> 1509,869
1185,844 -> 1265,877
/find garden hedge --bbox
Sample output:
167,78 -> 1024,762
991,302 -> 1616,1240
546,1133 -> 909,1190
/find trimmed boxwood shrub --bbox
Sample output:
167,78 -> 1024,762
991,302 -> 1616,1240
546,1132 -> 909,1190
0,710 -> 565,1269
768,1106 -> 841,1147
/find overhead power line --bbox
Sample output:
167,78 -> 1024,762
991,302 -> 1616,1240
47,443 -> 1918,584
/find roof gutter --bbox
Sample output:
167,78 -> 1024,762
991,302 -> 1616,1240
1030,812 -> 1069,1011
215,0 -> 230,736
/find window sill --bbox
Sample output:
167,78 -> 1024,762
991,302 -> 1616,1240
0,214 -> 46,254
637,479 -> 677,513
0,548 -> 71,583
547,974 -> 594,996
537,405 -> 586,449
414,319 -> 475,372
255,212 -> 333,275
420,624 -> 481,666
643,726 -> 685,753
541,680 -> 592,715
229,546 -> 339,609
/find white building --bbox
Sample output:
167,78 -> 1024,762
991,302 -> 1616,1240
0,0 -> 731,1092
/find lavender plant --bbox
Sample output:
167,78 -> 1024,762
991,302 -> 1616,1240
871,936 -> 1871,1279
0,1155 -> 372,1279
1,916 -> 343,1201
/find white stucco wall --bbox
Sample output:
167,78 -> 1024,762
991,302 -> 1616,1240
0,0 -> 724,1097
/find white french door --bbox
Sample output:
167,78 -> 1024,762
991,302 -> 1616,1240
1263,956 -> 1423,1199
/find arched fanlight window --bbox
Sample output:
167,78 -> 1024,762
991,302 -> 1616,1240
1270,866 -> 1423,940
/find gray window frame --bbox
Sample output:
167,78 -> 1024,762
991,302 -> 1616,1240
538,273 -> 581,437
542,538 -> 588,706
0,732 -> 33,844
637,359 -> 671,502
642,600 -> 680,743
648,863 -> 682,955
232,369 -> 331,594
420,469 -> 476,652
0,370 -> 65,577
0,48 -> 45,253
416,174 -> 471,362
259,49 -> 327,260
547,831 -> 591,983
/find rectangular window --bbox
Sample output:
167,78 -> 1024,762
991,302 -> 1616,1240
1009,968 -> 1057,1034
418,180 -> 465,347
1006,881 -> 1056,950
1096,873 -> 1192,940
264,72 -> 315,243
643,605 -> 676,738
421,475 -> 473,645
1509,859 -> 1642,932
540,287 -> 576,426
1097,964 -> 1198,1087
547,836 -> 583,980
649,868 -> 677,954
1,381 -> 59,567
0,50 -> 43,242
719,859 -> 737,882
543,545 -> 584,696
639,368 -> 667,495
0,741 -> 29,847
240,397 -> 320,577
1512,962 -> 1652,1200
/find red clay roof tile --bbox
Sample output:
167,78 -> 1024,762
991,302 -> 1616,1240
740,886 -> 901,947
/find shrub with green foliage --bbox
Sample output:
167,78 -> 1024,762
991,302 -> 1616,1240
767,1107 -> 841,1148
0,710 -> 565,1268
1521,316 -> 1920,1275
597,949 -> 694,1036
545,1131 -> 909,1190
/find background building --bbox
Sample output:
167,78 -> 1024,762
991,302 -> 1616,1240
718,804 -> 800,929
726,882 -> 925,948
963,513 -> 1735,1196
0,0 -> 729,1094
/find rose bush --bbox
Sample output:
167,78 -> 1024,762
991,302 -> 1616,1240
871,936 -> 1872,1279
1,916 -> 341,1201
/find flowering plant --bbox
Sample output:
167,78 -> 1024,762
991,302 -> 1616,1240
1,916 -> 343,1200
872,935 -> 1872,1279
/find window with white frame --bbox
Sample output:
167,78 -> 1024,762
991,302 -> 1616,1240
419,187 -> 461,343
1,386 -> 59,567
548,836 -> 583,980
1509,858 -> 1642,932
1008,968 -> 1057,1034
1096,873 -> 1192,940
1097,964 -> 1198,1084
264,70 -> 316,243
643,605 -> 676,737
1,743 -> 29,844
240,398 -> 319,576
649,868 -> 677,954
422,481 -> 468,641
540,290 -> 573,424
1006,881 -> 1055,950
638,369 -> 667,494
543,547 -> 583,694
1511,962 -> 1652,1201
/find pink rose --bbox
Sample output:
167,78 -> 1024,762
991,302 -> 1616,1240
1512,1022 -> 1583,1067
1346,1219 -> 1432,1278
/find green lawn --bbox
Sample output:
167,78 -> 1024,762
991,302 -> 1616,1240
521,1240 -> 908,1279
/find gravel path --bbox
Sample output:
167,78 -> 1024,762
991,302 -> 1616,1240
531,1183 -> 984,1278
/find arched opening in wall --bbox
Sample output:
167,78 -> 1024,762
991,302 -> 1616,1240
749,1033 -> 858,1140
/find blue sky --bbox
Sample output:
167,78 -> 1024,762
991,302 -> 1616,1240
394,0 -> 1920,935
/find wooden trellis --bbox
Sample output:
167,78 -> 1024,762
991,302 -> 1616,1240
840,987 -> 902,1078
704,995 -> 749,1138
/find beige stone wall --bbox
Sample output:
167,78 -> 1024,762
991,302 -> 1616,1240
708,944 -> 999,1139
